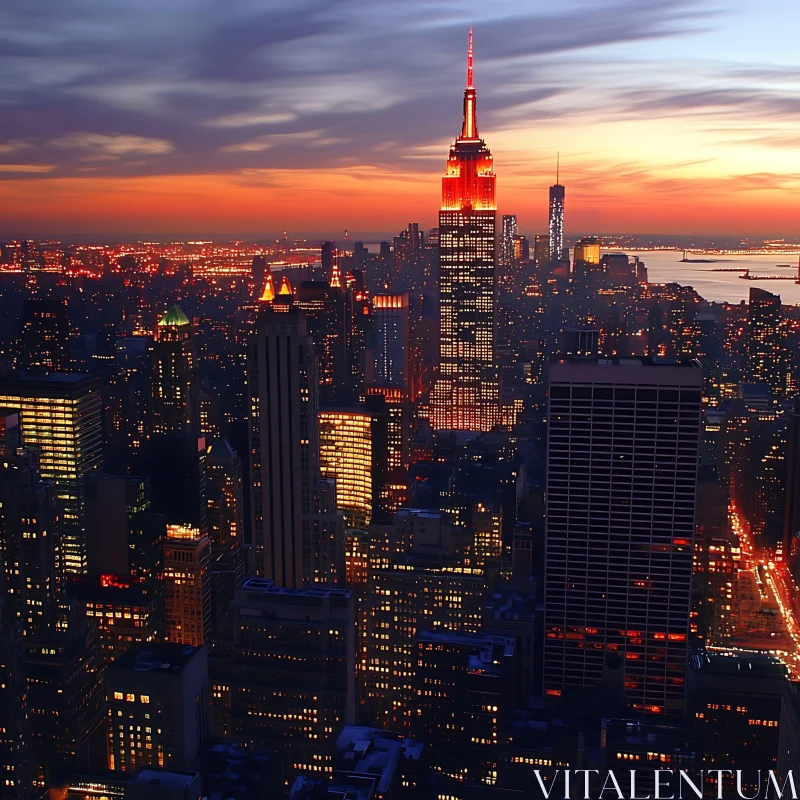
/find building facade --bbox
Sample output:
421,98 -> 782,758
248,308 -> 319,588
430,30 -> 499,432
544,357 -> 702,714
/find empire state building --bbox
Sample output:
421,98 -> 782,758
430,29 -> 500,432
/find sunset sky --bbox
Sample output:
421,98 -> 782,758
2,0 -> 800,239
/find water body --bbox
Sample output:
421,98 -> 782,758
627,250 -> 800,306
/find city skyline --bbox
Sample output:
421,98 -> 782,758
2,1 -> 800,237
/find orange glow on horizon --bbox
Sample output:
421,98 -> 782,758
1,160 -> 800,237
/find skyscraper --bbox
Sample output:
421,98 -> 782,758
163,524 -> 212,647
0,441 -> 58,637
544,357 -> 702,714
227,579 -> 355,782
318,403 -> 389,529
150,305 -> 200,435
0,560 -> 30,800
106,642 -> 209,773
0,374 -> 103,577
15,297 -> 70,373
371,293 -> 409,389
248,308 -> 319,588
746,287 -> 788,397
499,214 -> 518,292
430,29 -> 499,432
548,160 -> 565,263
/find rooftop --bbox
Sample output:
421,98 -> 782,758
241,577 -> 352,601
555,356 -> 701,369
133,769 -> 199,790
110,641 -> 200,675
158,305 -> 190,327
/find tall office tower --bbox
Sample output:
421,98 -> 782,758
365,509 -> 485,729
149,432 -> 208,535
248,308 -> 319,588
68,575 -> 161,664
430,30 -> 500,432
163,524 -> 212,647
228,579 -> 355,782
746,287 -> 788,397
319,402 -> 389,528
86,475 -> 162,581
784,399 -> 800,579
532,234 -> 550,270
499,214 -> 518,292
573,236 -> 601,268
206,439 -> 246,633
414,631 -> 515,784
472,502 -> 503,568
307,478 -> 346,586
0,443 -> 58,637
0,562 -> 31,800
24,623 -> 106,786
573,235 -> 601,282
321,240 -> 335,280
544,358 -> 702,714
251,254 -> 267,292
0,374 -> 103,577
371,294 -> 410,389
150,305 -> 200,435
319,407 -> 373,529
15,297 -> 70,372
365,386 -> 409,473
548,163 -> 565,263
106,642 -> 209,773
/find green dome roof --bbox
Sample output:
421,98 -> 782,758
158,305 -> 190,327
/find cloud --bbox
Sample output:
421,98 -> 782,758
0,164 -> 55,173
206,112 -> 297,128
0,0 -> 721,180
0,140 -> 31,154
49,133 -> 173,156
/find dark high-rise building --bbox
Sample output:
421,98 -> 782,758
67,575 -> 161,664
544,357 -> 702,715
106,642 -> 209,774
24,623 -> 107,787
414,630 -> 515,784
205,439 -> 246,634
430,30 -> 499,432
86,475 -> 162,581
0,373 -> 103,577
248,308 -> 319,588
149,432 -> 208,538
321,241 -> 335,280
784,399 -> 800,580
548,169 -> 565,263
307,478 -> 346,586
228,579 -> 355,782
0,419 -> 58,638
499,214 -> 518,292
150,305 -> 200,435
532,234 -> 550,271
15,297 -> 70,372
370,293 -> 409,390
746,287 -> 788,397
0,557 -> 31,800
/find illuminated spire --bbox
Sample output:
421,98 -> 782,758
258,271 -> 275,303
278,274 -> 293,296
330,257 -> 342,289
467,26 -> 474,89
460,27 -> 478,140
